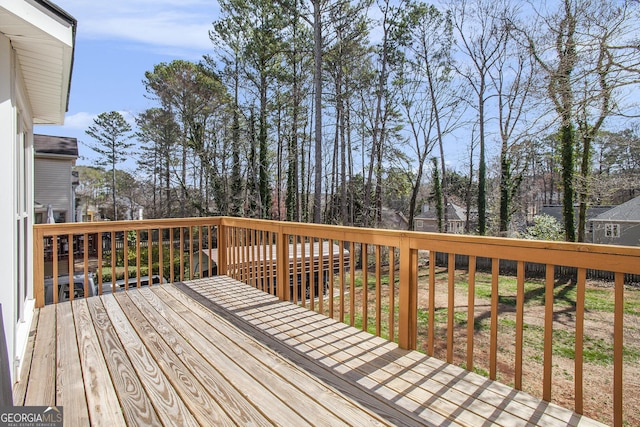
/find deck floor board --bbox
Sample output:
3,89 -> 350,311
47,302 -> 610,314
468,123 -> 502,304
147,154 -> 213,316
72,298 -> 126,426
14,276 -> 605,427
24,305 -> 55,407
101,293 -> 199,426
85,297 -> 161,426
183,276 -> 605,427
56,303 -> 89,425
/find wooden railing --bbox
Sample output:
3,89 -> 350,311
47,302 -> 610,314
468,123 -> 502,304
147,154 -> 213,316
33,218 -> 221,307
33,217 -> 640,426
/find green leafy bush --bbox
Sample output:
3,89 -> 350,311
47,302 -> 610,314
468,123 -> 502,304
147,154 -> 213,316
520,214 -> 565,241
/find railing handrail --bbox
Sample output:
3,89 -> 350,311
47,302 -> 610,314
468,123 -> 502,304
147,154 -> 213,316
33,217 -> 222,233
218,216 -> 640,273
32,215 -> 639,426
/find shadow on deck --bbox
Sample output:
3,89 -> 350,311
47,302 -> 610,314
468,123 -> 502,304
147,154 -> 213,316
13,276 -> 604,426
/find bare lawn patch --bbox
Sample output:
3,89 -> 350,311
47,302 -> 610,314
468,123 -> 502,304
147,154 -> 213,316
335,267 -> 640,426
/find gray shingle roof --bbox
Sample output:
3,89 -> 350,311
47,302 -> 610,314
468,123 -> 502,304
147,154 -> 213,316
34,134 -> 78,157
415,203 -> 466,221
591,196 -> 640,222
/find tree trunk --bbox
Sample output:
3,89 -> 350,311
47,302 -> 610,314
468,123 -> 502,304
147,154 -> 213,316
561,122 -> 576,241
499,144 -> 510,234
477,86 -> 486,235
312,0 -> 323,224
259,72 -> 270,219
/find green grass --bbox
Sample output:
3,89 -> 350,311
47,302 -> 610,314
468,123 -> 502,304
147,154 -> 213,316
347,272 -> 393,289
449,271 -> 640,316
498,318 -> 640,365
335,268 -> 640,367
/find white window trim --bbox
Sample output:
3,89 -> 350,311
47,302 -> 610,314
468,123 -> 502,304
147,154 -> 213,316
604,223 -> 621,238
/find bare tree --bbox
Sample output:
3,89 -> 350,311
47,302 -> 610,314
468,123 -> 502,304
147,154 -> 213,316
488,13 -> 539,234
450,0 -> 511,235
525,0 -> 579,241
573,0 -> 640,241
525,0 -> 640,241
394,1 -> 465,232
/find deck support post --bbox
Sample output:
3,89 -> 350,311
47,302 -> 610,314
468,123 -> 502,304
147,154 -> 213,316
217,221 -> 227,276
276,228 -> 289,301
33,228 -> 44,308
398,235 -> 417,350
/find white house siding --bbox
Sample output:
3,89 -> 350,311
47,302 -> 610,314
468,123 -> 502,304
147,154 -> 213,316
0,32 -> 35,386
0,0 -> 75,385
34,157 -> 73,221
592,221 -> 640,247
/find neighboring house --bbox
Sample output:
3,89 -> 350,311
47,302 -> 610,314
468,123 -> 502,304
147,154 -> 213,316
414,203 -> 466,234
0,0 -> 75,383
380,207 -> 409,230
539,204 -> 616,242
34,134 -> 78,223
589,196 -> 640,246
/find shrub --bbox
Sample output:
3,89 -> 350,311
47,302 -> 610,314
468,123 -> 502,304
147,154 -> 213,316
520,214 -> 565,241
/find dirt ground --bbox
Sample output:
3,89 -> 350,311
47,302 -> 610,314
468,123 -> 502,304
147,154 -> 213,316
338,268 -> 639,426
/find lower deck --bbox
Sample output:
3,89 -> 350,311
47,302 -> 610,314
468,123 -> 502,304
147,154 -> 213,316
13,276 -> 604,426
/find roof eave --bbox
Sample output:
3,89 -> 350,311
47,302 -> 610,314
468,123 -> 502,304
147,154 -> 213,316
1,0 -> 77,125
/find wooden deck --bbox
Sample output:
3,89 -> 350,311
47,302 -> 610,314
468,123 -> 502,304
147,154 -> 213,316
13,276 -> 604,426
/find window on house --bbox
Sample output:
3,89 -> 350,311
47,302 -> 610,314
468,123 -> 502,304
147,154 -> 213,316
416,220 -> 424,229
605,223 -> 620,238
54,211 -> 66,223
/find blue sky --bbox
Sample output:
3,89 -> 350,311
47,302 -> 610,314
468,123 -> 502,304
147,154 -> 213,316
34,0 -> 220,165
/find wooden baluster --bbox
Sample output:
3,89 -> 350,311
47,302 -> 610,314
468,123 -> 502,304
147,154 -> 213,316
447,253 -> 455,364
339,241 -> 345,323
490,258 -> 499,380
52,234 -> 59,304
300,239 -> 306,309
136,230 -> 141,288
543,264 -> 555,401
179,228 -> 184,282
466,256 -> 476,372
388,247 -> 395,343
613,272 -> 624,427
361,243 -> 367,331
146,229 -> 152,284
427,253 -> 436,355
375,245 -> 382,337
169,228 -> 174,283
123,230 -> 129,291
574,267 -> 586,413
515,260 -> 525,389
67,234 -> 74,301
329,240 -> 335,319
111,231 -> 117,294
83,233 -> 89,298
97,232 -> 103,295
307,237 -> 316,311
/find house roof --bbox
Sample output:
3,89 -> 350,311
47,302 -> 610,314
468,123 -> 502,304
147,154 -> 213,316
0,0 -> 76,124
34,134 -> 78,157
539,204 -> 615,224
591,196 -> 640,222
416,203 -> 466,221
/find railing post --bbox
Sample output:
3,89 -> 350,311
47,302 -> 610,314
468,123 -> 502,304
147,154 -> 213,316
33,227 -> 44,308
276,228 -> 289,301
398,234 -> 417,350
217,222 -> 227,276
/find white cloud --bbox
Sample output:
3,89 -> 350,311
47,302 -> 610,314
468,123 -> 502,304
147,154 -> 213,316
87,15 -> 213,51
54,0 -> 218,54
63,110 -> 136,130
63,111 -> 96,130
117,110 -> 137,127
